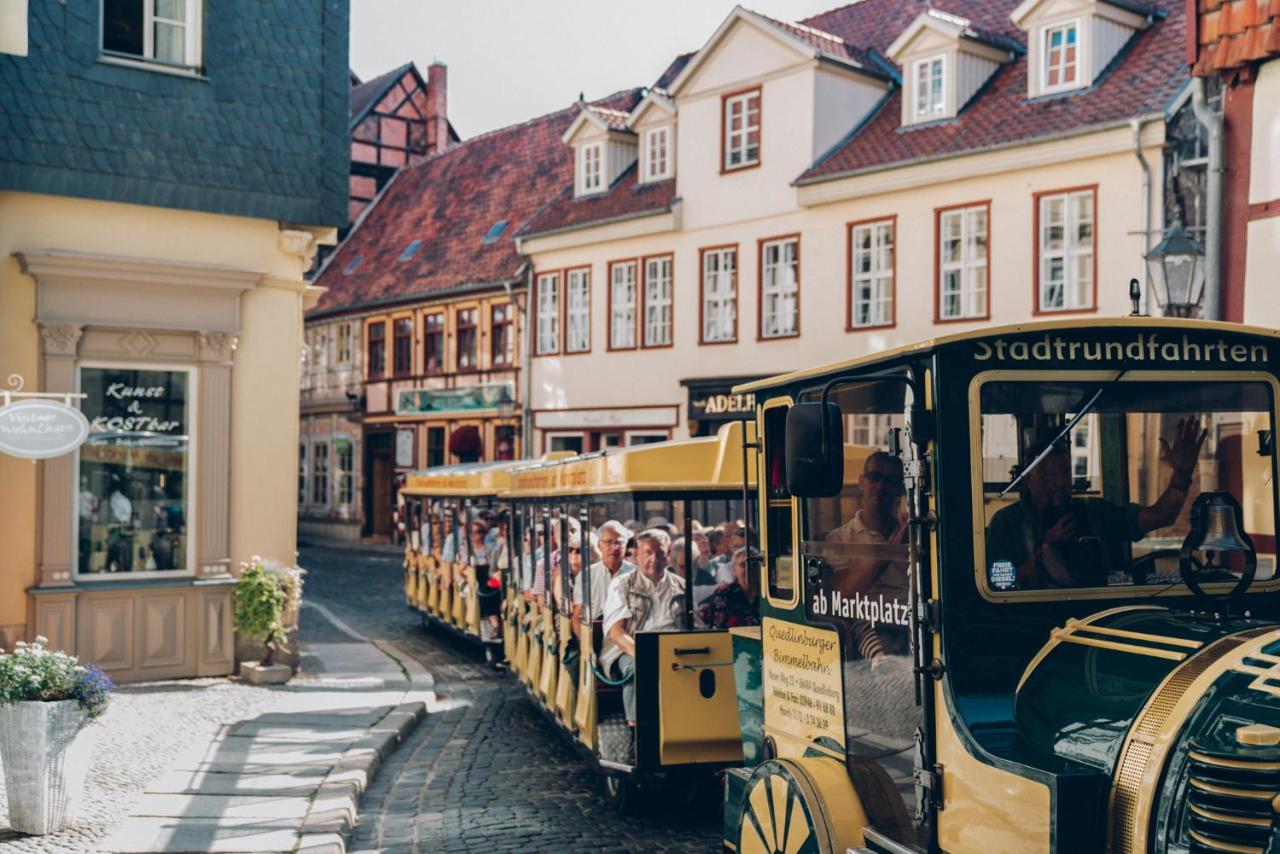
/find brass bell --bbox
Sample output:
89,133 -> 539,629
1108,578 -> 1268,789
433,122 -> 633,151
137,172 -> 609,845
1194,493 -> 1254,555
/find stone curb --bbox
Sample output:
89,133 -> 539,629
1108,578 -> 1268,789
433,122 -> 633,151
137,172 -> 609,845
296,700 -> 426,850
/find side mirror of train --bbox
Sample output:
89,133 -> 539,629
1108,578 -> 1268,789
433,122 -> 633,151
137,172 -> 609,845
785,402 -> 844,497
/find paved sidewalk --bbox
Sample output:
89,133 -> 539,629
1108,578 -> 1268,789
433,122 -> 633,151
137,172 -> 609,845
95,603 -> 433,854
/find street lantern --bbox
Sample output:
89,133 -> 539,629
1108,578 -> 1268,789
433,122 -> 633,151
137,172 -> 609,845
1145,221 -> 1206,317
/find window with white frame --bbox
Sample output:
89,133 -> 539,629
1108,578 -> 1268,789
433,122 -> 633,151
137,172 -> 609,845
722,90 -> 760,170
938,205 -> 989,320
1038,189 -> 1095,311
643,256 -> 673,347
914,56 -> 945,119
565,268 -> 591,353
760,237 -> 799,339
535,272 -> 560,355
850,220 -> 895,328
701,248 -> 737,343
334,322 -> 353,366
578,143 -> 603,194
1043,22 -> 1080,92
610,261 -> 637,349
643,126 -> 671,182
102,0 -> 203,68
311,440 -> 329,507
335,437 -> 355,509
313,327 -> 329,374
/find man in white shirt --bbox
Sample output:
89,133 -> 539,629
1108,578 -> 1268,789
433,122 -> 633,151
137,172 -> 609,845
572,520 -> 634,635
601,528 -> 687,727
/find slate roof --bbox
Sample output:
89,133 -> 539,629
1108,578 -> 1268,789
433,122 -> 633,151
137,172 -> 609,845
310,89 -> 644,317
350,63 -> 413,126
653,52 -> 695,92
0,0 -> 349,228
1192,0 -> 1280,73
519,166 -> 675,240
799,0 -> 1186,182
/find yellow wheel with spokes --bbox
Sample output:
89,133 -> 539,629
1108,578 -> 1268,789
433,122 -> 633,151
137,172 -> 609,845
736,758 -> 869,854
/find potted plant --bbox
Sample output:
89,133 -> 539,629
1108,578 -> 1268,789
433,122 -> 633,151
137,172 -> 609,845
234,559 -> 291,685
449,425 -> 483,463
0,637 -> 112,835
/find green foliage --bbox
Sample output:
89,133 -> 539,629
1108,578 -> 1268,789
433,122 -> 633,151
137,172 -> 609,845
233,564 -> 288,651
0,637 -> 113,719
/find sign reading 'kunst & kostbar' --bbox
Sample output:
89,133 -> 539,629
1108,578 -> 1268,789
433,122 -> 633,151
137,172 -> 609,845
0,399 -> 91,459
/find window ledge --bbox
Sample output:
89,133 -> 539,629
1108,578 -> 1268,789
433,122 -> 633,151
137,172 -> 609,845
98,54 -> 207,80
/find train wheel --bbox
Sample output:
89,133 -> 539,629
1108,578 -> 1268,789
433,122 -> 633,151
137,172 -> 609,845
736,758 -> 867,854
603,773 -> 639,815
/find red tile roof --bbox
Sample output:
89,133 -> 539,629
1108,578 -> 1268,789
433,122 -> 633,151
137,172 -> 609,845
519,166 -> 675,240
584,104 -> 632,132
310,89 -> 643,317
748,9 -> 891,78
1192,0 -> 1280,74
799,0 -> 1187,182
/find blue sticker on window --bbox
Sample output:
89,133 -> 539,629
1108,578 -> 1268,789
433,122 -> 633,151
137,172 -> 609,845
988,559 -> 1017,591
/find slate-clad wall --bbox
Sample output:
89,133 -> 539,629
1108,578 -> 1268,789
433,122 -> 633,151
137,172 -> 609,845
0,0 -> 349,228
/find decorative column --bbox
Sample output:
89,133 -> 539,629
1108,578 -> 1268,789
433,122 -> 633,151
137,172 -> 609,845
196,332 -> 237,579
36,322 -> 83,587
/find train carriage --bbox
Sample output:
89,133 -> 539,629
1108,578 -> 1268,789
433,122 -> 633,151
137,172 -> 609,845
722,317 -> 1280,854
400,460 -> 522,654
502,422 -> 758,809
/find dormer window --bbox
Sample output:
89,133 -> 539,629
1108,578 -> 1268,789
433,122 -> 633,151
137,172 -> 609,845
914,56 -> 946,119
578,143 -> 603,195
643,126 -> 672,182
722,88 -> 761,172
1042,22 -> 1079,92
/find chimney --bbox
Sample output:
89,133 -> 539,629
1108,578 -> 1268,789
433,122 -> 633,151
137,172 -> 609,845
426,62 -> 449,155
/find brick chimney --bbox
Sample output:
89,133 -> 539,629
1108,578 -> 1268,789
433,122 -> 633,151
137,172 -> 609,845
426,62 -> 449,155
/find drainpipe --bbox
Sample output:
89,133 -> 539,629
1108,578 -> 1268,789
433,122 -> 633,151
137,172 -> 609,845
1131,118 -> 1153,314
509,265 -> 534,459
1191,77 -> 1224,321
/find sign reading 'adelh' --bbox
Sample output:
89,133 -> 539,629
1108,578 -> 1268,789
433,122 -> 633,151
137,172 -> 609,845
0,399 -> 91,459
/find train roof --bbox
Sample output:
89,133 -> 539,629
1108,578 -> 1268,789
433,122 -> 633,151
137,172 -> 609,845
733,317 -> 1280,396
401,459 -> 527,497
504,421 -> 757,498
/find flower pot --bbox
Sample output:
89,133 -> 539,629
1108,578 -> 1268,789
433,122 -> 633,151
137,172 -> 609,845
0,700 -> 95,835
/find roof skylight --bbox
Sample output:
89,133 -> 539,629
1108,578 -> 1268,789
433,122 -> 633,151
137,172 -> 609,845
481,221 -> 508,244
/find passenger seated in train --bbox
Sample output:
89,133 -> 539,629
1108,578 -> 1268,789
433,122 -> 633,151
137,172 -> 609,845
572,520 -> 634,636
697,546 -> 761,630
601,529 -> 688,732
985,418 -> 1205,589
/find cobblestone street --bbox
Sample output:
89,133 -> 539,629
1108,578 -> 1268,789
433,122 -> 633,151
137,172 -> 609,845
299,545 -> 723,853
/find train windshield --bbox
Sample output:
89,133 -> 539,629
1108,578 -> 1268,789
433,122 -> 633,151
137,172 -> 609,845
975,376 -> 1278,599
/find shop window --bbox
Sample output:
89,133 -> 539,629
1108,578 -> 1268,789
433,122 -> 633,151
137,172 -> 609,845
491,304 -> 514,367
393,316 -> 413,376
456,308 -> 478,371
102,0 -> 203,68
336,438 -> 355,508
311,440 -> 329,508
426,426 -> 446,468
495,425 -> 517,460
548,433 -> 584,454
367,321 -> 386,378
424,312 -> 445,375
78,366 -> 191,576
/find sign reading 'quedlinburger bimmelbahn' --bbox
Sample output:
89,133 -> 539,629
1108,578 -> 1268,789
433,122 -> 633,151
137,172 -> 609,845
0,399 -> 91,459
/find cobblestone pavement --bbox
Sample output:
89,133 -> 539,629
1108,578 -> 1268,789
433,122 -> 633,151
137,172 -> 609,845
299,546 -> 723,854
0,676 -> 289,853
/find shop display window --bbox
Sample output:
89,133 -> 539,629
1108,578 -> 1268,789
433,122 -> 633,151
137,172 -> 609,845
77,366 -> 191,576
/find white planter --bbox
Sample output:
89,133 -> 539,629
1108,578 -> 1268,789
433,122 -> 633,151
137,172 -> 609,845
0,700 -> 95,835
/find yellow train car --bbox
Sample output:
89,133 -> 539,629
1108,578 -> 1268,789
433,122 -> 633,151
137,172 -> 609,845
400,460 -> 522,658
722,317 -> 1280,854
502,421 -> 758,809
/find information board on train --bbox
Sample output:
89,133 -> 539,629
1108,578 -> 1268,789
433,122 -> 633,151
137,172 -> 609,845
761,617 -> 845,751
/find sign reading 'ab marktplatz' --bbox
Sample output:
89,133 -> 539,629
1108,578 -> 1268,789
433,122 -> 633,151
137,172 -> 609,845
0,399 -> 91,459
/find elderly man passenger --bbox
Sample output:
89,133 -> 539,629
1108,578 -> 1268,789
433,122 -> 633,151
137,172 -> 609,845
601,529 -> 687,731
572,520 -> 634,637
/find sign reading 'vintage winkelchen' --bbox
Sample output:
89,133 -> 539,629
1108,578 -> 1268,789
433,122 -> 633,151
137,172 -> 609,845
0,398 -> 91,459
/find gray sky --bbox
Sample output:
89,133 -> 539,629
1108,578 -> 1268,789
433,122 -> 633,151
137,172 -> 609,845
349,0 -> 844,138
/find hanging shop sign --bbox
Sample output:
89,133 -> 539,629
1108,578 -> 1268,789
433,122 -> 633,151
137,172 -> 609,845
396,382 -> 515,416
0,398 -> 91,459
